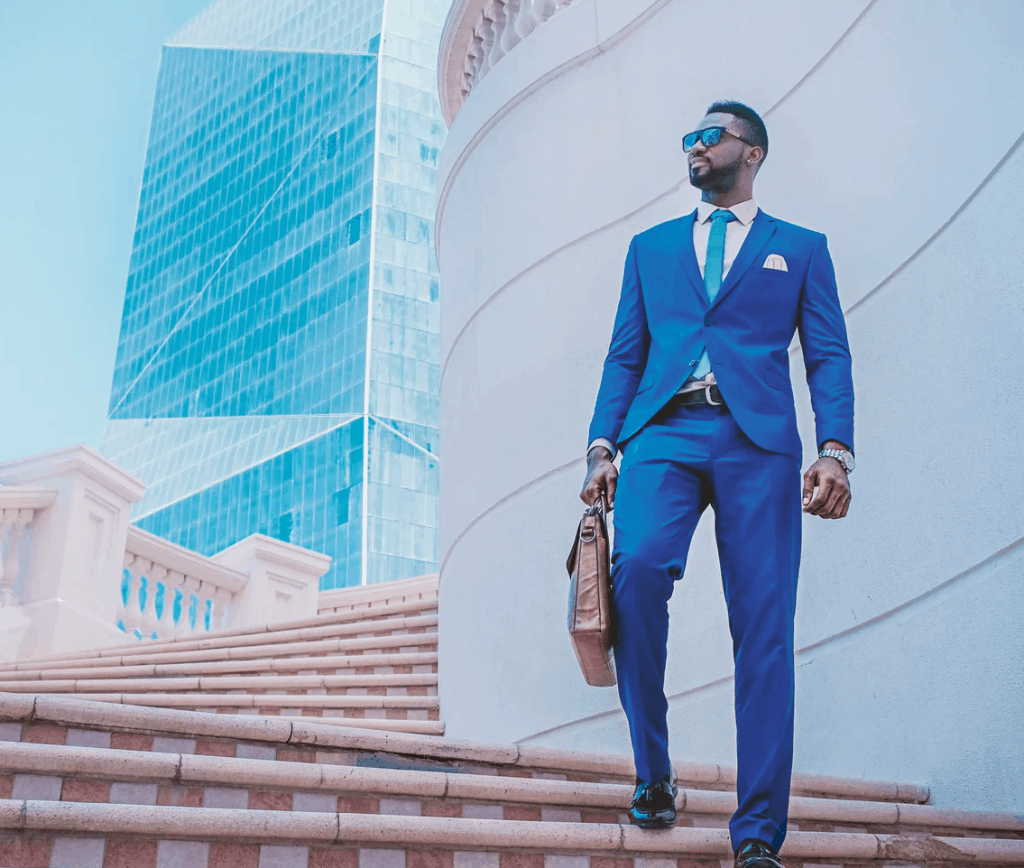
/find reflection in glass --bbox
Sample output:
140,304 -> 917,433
102,0 -> 450,590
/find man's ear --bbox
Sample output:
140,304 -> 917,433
747,146 -> 765,174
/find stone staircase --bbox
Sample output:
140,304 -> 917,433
0,572 -> 1021,867
0,692 -> 1023,868
0,574 -> 442,737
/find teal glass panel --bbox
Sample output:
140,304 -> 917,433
103,0 -> 449,593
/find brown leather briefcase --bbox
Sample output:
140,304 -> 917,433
565,497 -> 617,686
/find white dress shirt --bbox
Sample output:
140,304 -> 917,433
588,198 -> 758,460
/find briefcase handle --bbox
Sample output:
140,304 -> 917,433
579,494 -> 611,542
567,493 -> 611,573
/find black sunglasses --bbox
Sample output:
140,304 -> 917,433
682,126 -> 755,152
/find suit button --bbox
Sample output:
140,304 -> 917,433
689,359 -> 696,365
703,315 -> 713,326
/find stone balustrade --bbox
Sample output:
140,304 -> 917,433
438,0 -> 576,124
0,487 -> 59,662
119,526 -> 247,640
0,487 -> 57,609
0,445 -> 331,661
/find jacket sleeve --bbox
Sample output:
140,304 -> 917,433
797,233 -> 855,454
587,237 -> 651,453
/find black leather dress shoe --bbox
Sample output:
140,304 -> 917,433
734,838 -> 786,868
627,774 -> 677,829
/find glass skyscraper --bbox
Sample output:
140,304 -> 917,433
101,0 -> 450,589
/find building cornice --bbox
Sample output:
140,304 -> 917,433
438,0 -> 577,127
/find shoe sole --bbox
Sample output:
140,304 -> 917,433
629,814 -> 677,829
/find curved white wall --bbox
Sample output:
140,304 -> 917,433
436,0 -> 1024,814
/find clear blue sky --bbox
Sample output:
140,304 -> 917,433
0,0 -> 210,463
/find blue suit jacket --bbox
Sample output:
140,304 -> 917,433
588,208 -> 854,462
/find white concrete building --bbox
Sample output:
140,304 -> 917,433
435,0 -> 1024,814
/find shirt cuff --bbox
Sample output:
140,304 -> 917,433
587,438 -> 617,459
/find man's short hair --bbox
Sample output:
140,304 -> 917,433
706,100 -> 768,162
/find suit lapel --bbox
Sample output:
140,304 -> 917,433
674,210 -> 707,306
709,209 -> 777,310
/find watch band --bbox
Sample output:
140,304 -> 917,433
819,448 -> 853,473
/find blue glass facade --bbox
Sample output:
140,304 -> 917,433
102,0 -> 449,589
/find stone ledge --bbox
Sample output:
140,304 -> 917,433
318,574 -> 438,614
2,801 -> 1023,861
0,613 -> 439,669
29,693 -> 439,710
0,742 -> 1018,835
0,672 -> 437,693
0,695 -> 929,804
0,650 -> 438,681
0,632 -> 439,672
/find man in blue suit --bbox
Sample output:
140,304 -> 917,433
581,101 -> 855,868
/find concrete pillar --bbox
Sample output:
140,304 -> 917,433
215,534 -> 332,627
0,445 -> 146,658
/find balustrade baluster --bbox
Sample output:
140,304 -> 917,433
120,557 -> 151,639
465,30 -> 486,87
116,555 -> 134,635
177,576 -> 203,637
482,0 -> 507,69
0,509 -> 33,607
194,582 -> 210,633
536,0 -> 559,22
500,0 -> 523,55
209,587 -> 233,633
138,566 -> 167,640
514,0 -> 541,38
159,570 -> 186,636
0,511 -> 15,606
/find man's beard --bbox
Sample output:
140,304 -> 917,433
689,156 -> 742,191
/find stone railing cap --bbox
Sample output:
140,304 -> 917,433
125,525 -> 248,593
0,486 -> 59,511
0,444 -> 146,505
213,533 -> 332,580
318,572 -> 438,609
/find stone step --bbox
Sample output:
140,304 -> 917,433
273,716 -> 447,736
0,614 -> 439,671
0,597 -> 440,673
1,742 -> 1019,840
317,574 -> 438,615
2,632 -> 440,672
1,802 -> 1022,868
0,695 -> 928,804
31,692 -> 441,718
0,673 -> 438,694
0,652 -> 438,682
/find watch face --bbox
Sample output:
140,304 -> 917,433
844,451 -> 855,472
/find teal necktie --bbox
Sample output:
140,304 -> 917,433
690,209 -> 737,380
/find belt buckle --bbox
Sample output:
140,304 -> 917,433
704,384 -> 722,406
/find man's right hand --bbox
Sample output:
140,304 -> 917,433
580,446 -> 617,508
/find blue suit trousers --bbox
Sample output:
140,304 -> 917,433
611,400 -> 802,852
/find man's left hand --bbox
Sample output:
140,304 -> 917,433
802,443 -> 851,519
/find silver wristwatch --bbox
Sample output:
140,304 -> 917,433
819,448 -> 855,474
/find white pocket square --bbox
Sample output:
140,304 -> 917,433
763,254 -> 788,271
